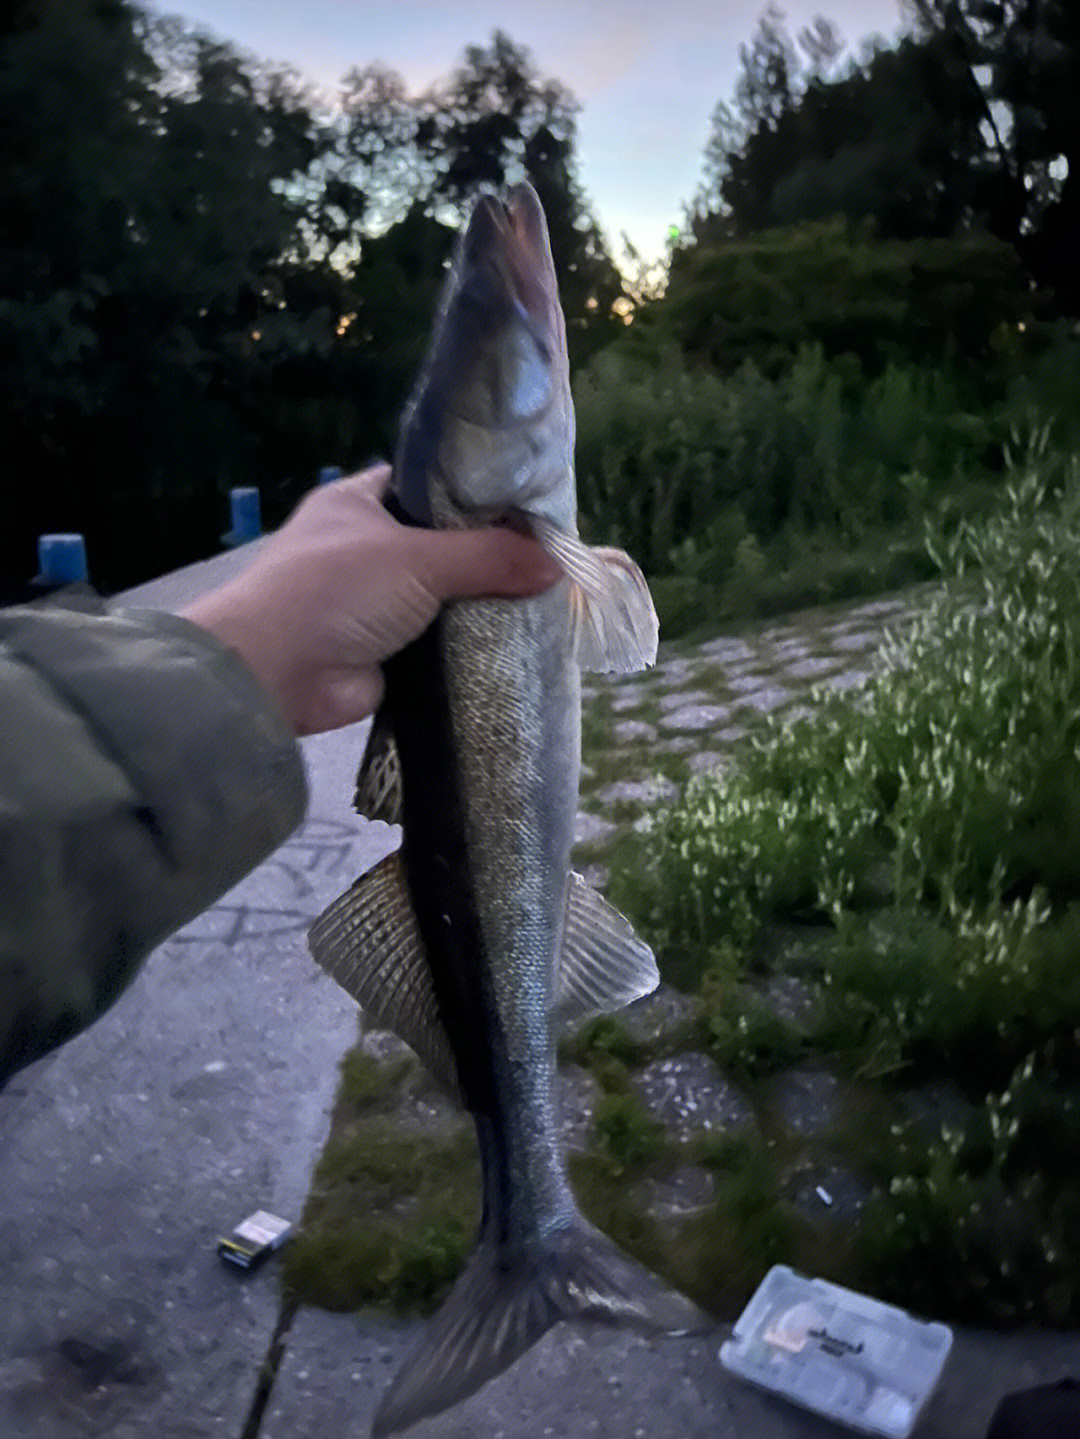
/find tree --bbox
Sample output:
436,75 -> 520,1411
693,10 -> 997,242
650,221 -> 1029,375
337,32 -> 625,362
693,6 -> 844,239
906,0 -> 1080,311
0,1 -> 331,591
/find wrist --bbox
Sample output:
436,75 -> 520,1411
181,587 -> 301,734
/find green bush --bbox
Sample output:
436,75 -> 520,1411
650,222 -> 1032,375
573,340 -> 1009,631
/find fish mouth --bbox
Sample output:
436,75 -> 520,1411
465,183 -> 555,328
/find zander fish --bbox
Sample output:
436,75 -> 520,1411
309,181 -> 707,1437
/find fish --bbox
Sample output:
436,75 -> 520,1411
308,181 -> 708,1437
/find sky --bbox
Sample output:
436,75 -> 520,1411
144,0 -> 908,262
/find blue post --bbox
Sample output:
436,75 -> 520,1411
222,487 -> 261,546
318,465 -> 344,486
37,533 -> 89,585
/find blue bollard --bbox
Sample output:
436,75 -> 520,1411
222,487 -> 261,546
37,533 -> 89,585
318,465 -> 344,486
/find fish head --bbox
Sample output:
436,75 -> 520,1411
395,182 -> 575,531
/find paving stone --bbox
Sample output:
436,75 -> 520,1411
596,778 -> 678,806
785,656 -> 842,680
613,720 -> 658,743
772,1066 -> 840,1136
611,693 -> 647,713
738,686 -> 793,714
637,1166 -> 716,1222
655,658 -> 701,684
831,629 -> 881,652
575,813 -> 616,846
755,975 -> 817,1028
655,735 -> 697,754
716,724 -> 748,742
823,669 -> 872,693
619,985 -> 701,1046
688,752 -> 733,776
661,704 -> 733,732
634,1055 -> 753,1141
578,864 -> 610,891
767,638 -> 812,661
697,636 -> 754,663
557,1067 -> 600,1152
847,598 -> 911,620
658,689 -> 714,712
781,1161 -> 873,1222
727,672 -> 768,694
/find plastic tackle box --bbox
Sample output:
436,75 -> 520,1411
719,1266 -> 953,1437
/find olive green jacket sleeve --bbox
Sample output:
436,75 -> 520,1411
0,599 -> 307,1086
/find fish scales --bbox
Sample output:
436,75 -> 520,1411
309,181 -> 707,1438
442,590 -> 580,1235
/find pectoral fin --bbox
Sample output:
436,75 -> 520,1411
308,853 -> 460,1097
530,516 -> 658,674
555,872 -> 660,1022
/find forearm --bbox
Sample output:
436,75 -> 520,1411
0,601 -> 306,1085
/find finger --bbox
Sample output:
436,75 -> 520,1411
336,463 -> 394,505
299,665 -> 385,736
413,526 -> 564,602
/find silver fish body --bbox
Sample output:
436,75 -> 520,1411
310,183 -> 706,1437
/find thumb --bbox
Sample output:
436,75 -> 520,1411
413,526 -> 563,602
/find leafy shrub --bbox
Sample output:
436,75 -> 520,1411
573,340 -> 1004,634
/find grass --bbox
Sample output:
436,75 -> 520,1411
281,1050 -> 480,1314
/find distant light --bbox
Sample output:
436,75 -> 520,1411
667,225 -> 681,244
1018,321 -> 1027,332
251,330 -> 262,341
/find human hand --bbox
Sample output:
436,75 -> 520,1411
180,465 -> 562,735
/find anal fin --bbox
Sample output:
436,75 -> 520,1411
555,872 -> 660,1022
308,853 -> 459,1097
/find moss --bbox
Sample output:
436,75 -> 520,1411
337,1048 -> 414,1109
593,1093 -> 666,1171
282,1044 -> 481,1314
559,1014 -> 643,1069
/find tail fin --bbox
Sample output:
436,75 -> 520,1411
371,1218 -> 709,1437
